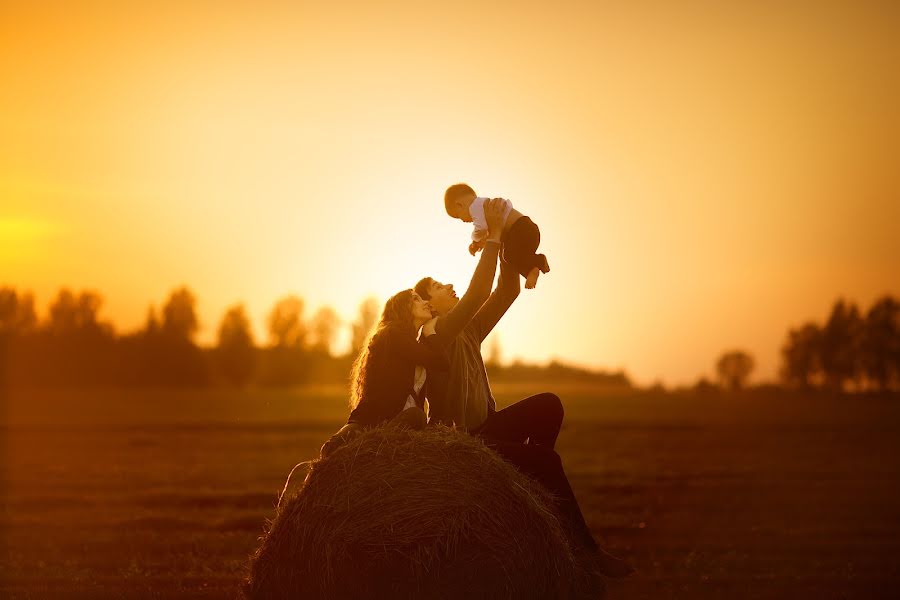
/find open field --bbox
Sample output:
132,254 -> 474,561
3,385 -> 900,599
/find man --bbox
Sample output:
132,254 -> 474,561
416,199 -> 633,581
415,199 -> 563,446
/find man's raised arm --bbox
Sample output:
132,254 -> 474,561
434,199 -> 506,340
471,258 -> 521,343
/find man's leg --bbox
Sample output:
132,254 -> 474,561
476,392 -> 564,448
488,441 -> 634,578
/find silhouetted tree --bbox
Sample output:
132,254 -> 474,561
485,335 -> 502,370
693,376 -> 719,394
46,289 -> 112,336
0,287 -> 38,388
267,295 -> 307,348
0,287 -> 37,334
138,287 -> 208,386
309,306 -> 340,355
820,299 -> 864,391
36,288 -> 116,385
258,295 -> 310,386
350,297 -> 379,356
780,322 -> 823,389
215,304 -> 256,387
144,305 -> 160,335
716,350 -> 755,391
861,295 -> 900,392
161,286 -> 199,342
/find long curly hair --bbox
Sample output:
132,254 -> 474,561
349,289 -> 417,409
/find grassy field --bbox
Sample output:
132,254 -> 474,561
3,384 -> 900,599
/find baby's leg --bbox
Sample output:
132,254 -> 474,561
502,218 -> 548,284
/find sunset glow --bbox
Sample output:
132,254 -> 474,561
2,0 -> 898,384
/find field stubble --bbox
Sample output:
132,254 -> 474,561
2,384 -> 900,599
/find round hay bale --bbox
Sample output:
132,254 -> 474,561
245,424 -> 597,600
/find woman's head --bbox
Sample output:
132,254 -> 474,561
349,289 -> 434,408
378,289 -> 433,332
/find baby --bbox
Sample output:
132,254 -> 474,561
444,183 -> 550,289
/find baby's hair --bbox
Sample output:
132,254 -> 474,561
444,183 -> 475,217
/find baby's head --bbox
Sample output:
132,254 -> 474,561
444,183 -> 477,223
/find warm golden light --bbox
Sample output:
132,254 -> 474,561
2,1 -> 897,385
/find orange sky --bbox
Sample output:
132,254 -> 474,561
2,0 -> 898,385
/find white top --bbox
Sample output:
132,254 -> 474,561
403,365 -> 427,410
470,197 -> 513,242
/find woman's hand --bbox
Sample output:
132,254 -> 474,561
421,317 -> 438,337
319,423 -> 363,459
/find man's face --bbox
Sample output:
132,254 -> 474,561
427,280 -> 458,315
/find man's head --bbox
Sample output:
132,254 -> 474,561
415,276 -> 458,316
444,183 -> 476,223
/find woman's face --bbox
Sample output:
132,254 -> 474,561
410,292 -> 434,323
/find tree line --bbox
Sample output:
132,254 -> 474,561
779,296 -> 899,392
0,286 -> 369,387
0,286 -> 630,389
3,286 -> 896,392
708,295 -> 899,393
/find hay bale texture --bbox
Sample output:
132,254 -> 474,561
245,424 -> 593,600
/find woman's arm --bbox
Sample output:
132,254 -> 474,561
388,328 -> 450,371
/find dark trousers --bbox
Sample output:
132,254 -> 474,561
475,392 -> 564,449
501,216 -> 549,278
474,393 -> 597,552
487,440 -> 599,553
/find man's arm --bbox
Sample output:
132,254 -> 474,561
433,241 -> 499,340
434,199 -> 506,340
471,259 -> 521,343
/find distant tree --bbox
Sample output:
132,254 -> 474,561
45,289 -> 113,336
780,322 -> 823,389
350,297 -> 379,356
716,350 -> 755,391
485,335 -> 502,370
136,289 -> 208,386
0,287 -> 37,334
143,305 -> 160,335
215,304 -> 256,386
820,299 -> 864,391
861,295 -> 900,392
309,306 -> 340,355
161,286 -> 199,342
267,295 -> 307,348
693,376 -> 719,394
33,288 -> 116,385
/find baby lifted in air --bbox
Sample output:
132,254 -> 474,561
444,183 -> 550,289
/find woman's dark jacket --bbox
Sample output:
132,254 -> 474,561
347,324 -> 449,427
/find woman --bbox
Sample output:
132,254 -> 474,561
320,289 -> 447,457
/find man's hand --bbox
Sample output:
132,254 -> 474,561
484,198 -> 506,241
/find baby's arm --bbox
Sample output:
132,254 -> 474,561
468,239 -> 486,256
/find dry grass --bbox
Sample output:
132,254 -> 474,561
246,424 -> 589,600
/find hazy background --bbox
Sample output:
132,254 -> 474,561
2,0 -> 898,385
